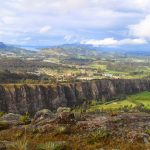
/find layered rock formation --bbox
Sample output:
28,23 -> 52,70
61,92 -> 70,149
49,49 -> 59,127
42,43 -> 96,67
0,79 -> 150,114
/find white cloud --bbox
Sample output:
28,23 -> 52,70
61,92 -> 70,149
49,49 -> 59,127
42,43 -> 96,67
91,0 -> 150,13
64,35 -> 72,41
128,15 -> 150,39
82,38 -> 118,46
119,38 -> 147,45
39,26 -> 52,34
128,0 -> 150,12
64,34 -> 80,43
81,38 -> 147,46
0,0 -> 150,45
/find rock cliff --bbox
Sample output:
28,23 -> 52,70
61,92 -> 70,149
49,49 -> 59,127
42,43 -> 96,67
0,79 -> 150,114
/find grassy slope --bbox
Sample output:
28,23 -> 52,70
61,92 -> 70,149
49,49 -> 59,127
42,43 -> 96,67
89,91 -> 150,111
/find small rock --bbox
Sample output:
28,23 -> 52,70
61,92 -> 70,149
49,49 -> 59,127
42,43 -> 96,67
1,113 -> 22,124
143,137 -> 149,144
57,107 -> 71,113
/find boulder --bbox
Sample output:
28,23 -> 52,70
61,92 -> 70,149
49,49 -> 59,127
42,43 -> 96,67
1,113 -> 22,124
56,111 -> 75,124
57,107 -> 71,113
33,109 -> 54,122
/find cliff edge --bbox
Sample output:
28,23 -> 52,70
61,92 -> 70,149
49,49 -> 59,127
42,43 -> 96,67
0,79 -> 150,114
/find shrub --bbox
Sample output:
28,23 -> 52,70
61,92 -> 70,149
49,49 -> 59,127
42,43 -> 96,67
19,112 -> 30,124
73,111 -> 82,121
0,121 -> 9,130
11,137 -> 28,150
134,103 -> 145,112
54,125 -> 71,135
145,129 -> 150,135
0,112 -> 5,117
87,128 -> 109,143
90,100 -> 97,106
14,131 -> 24,139
122,105 -> 130,112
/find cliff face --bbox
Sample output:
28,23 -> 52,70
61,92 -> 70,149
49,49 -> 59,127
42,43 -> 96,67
0,79 -> 150,114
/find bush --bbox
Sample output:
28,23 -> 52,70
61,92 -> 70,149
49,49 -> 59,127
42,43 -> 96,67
19,112 -> 30,124
87,128 -> 109,144
0,121 -> 9,130
0,112 -> 5,117
54,125 -> 71,135
134,103 -> 145,112
90,100 -> 97,106
73,111 -> 82,121
11,137 -> 28,150
145,129 -> 150,135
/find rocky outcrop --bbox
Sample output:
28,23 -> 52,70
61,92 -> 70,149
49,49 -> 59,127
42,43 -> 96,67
0,79 -> 150,114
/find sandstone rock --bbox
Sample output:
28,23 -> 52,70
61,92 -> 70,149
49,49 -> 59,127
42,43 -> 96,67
1,113 -> 22,124
57,107 -> 71,113
56,111 -> 75,124
33,109 -> 54,122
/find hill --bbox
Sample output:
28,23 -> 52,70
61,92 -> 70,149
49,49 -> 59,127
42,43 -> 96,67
0,42 -> 35,55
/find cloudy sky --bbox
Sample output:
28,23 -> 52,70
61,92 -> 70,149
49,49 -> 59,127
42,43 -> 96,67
0,0 -> 150,47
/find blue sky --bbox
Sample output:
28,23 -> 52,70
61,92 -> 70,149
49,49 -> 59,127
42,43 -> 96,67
0,0 -> 150,47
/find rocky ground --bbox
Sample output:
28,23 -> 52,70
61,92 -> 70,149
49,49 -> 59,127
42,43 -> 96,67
0,108 -> 150,150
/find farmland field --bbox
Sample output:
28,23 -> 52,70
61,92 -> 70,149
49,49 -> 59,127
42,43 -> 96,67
89,91 -> 150,111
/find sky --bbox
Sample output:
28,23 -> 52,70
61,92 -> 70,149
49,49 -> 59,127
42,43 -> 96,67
0,0 -> 150,47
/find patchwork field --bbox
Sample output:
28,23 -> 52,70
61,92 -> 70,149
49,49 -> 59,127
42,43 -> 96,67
89,91 -> 150,111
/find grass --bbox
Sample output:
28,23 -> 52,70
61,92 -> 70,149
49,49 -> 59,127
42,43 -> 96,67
88,91 -> 150,111
43,58 -> 60,63
89,63 -> 107,70
0,120 -> 9,130
10,137 -> 28,150
19,112 -> 30,124
0,112 -> 5,117
87,128 -> 109,144
37,141 -> 70,150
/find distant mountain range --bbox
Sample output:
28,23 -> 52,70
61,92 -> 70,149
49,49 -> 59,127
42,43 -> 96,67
0,42 -> 7,48
1,42 -> 150,57
40,43 -> 150,55
0,42 -> 35,55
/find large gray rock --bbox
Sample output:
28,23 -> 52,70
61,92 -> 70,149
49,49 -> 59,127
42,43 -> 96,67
55,111 -> 75,124
33,109 -> 54,122
1,113 -> 22,124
